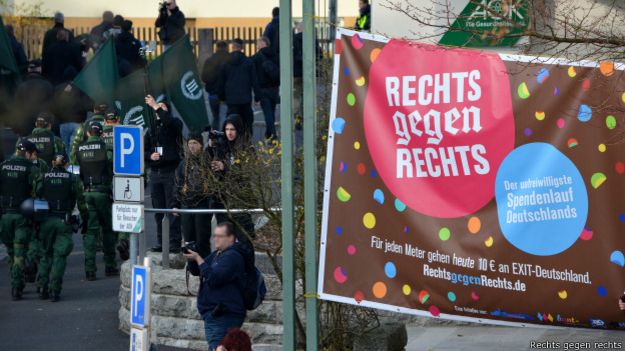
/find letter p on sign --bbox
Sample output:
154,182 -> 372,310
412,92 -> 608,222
114,125 -> 144,176
130,265 -> 150,327
120,133 -> 134,168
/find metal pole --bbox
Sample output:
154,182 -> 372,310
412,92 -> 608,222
130,232 -> 138,265
329,0 -> 337,42
161,216 -> 170,269
138,229 -> 146,264
279,0 -> 296,348
303,0 -> 319,349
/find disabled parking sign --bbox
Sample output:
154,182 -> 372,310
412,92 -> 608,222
114,125 -> 144,176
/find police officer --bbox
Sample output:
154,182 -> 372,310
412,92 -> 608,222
0,140 -> 42,300
36,153 -> 88,301
70,103 -> 107,165
76,120 -> 117,280
101,109 -> 130,261
22,111 -> 66,166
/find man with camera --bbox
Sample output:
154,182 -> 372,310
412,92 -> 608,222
155,0 -> 186,48
144,95 -> 183,253
184,222 -> 247,350
36,153 -> 88,302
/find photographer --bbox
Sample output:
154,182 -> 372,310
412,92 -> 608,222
174,133 -> 212,258
207,115 -> 256,255
144,95 -> 183,253
184,222 -> 247,350
155,0 -> 186,48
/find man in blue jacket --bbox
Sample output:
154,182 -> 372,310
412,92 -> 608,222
184,222 -> 247,350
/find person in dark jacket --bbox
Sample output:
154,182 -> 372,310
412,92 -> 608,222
43,12 -> 74,55
184,222 -> 247,350
5,25 -> 28,77
251,37 -> 279,140
208,115 -> 256,255
292,22 -> 323,128
155,0 -> 186,47
42,29 -> 83,86
174,133 -> 212,258
11,70 -> 54,136
115,20 -> 146,77
52,82 -> 92,156
356,0 -> 371,31
144,95 -> 183,253
201,41 -> 230,131
263,7 -> 280,54
90,11 -> 114,50
218,39 -> 261,137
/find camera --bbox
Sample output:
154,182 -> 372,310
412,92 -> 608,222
182,241 -> 198,254
159,1 -> 168,13
208,130 -> 225,140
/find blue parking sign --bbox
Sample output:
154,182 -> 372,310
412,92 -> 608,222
131,266 -> 151,327
114,125 -> 144,176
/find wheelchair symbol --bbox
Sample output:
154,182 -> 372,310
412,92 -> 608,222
124,180 -> 133,200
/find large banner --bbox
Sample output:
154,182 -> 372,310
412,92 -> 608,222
319,28 -> 625,329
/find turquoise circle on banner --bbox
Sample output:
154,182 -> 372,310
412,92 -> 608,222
495,143 -> 588,256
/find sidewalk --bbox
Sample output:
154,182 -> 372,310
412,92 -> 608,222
406,325 -> 625,350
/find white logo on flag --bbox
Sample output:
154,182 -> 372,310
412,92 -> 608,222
181,71 -> 202,100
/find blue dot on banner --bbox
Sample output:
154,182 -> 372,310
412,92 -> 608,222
536,68 -> 550,84
619,214 -> 625,222
495,143 -> 588,256
395,199 -> 407,212
336,226 -> 343,235
373,189 -> 385,204
331,118 -> 346,134
577,104 -> 592,122
343,67 -> 350,76
384,262 -> 397,278
447,292 -> 457,302
610,250 -> 625,267
597,285 -> 607,297
371,170 -> 377,177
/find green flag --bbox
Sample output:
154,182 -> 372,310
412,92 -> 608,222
153,36 -> 209,132
73,37 -> 118,104
116,69 -> 149,126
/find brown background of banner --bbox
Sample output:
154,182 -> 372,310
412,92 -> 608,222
321,33 -> 625,329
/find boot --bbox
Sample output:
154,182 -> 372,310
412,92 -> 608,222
50,292 -> 60,302
116,239 -> 130,261
39,287 -> 49,300
105,267 -> 119,277
11,288 -> 22,301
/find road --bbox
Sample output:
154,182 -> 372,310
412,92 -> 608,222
0,194 -> 187,351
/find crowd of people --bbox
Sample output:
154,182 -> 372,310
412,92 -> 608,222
0,1 -> 374,349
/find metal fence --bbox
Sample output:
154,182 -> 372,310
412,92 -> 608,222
18,22 -> 335,60
136,207 -> 277,268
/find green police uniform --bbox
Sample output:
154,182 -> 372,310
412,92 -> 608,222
70,114 -> 105,165
24,157 -> 49,284
36,162 -> 88,299
18,128 -> 66,166
77,134 -> 116,278
0,155 -> 41,296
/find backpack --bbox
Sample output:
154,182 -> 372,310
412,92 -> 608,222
242,266 -> 267,310
261,55 -> 280,85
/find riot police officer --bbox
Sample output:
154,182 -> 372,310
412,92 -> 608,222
101,109 -> 129,261
70,103 -> 107,165
76,120 -> 117,280
0,140 -> 42,300
36,153 -> 88,301
22,111 -> 66,166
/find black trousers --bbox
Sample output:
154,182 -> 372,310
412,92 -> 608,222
150,169 -> 182,249
227,103 -> 254,137
181,199 -> 212,258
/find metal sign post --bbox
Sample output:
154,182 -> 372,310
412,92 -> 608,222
130,257 -> 152,351
113,125 -> 145,266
